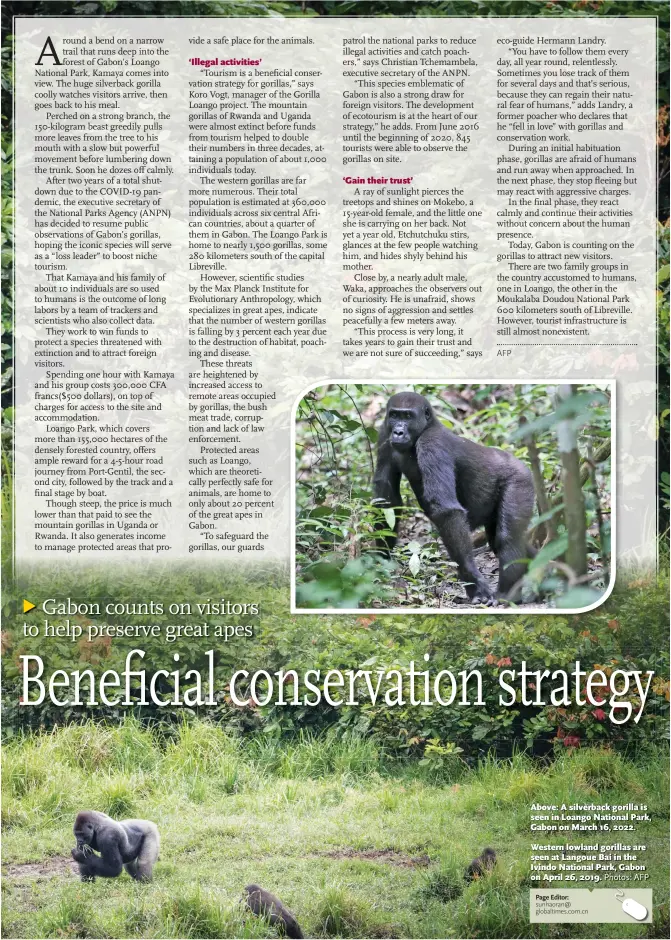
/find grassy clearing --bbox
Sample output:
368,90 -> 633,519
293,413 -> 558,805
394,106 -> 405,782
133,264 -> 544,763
1,720 -> 668,939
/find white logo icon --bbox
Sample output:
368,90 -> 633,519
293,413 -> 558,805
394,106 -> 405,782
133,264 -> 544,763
620,897 -> 648,921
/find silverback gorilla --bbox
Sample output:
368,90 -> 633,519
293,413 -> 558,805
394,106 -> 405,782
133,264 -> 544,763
72,810 -> 160,882
373,392 -> 535,601
243,884 -> 304,939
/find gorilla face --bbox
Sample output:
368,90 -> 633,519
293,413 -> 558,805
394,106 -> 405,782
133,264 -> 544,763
74,819 -> 95,852
385,393 -> 431,451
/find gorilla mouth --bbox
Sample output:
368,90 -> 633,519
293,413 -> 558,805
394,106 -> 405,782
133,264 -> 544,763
78,843 -> 93,856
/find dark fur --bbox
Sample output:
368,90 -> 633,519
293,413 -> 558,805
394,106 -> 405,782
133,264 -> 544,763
373,392 -> 536,601
464,847 -> 497,881
243,884 -> 304,939
71,810 -> 159,882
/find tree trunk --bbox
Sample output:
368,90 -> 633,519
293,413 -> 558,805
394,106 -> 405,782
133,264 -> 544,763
521,416 -> 557,544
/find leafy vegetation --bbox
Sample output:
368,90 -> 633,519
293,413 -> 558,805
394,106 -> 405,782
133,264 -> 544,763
2,719 -> 669,939
295,384 -> 611,610
3,565 -> 668,758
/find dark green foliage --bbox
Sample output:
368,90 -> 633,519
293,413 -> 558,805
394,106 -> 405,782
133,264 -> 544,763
3,566 -> 668,759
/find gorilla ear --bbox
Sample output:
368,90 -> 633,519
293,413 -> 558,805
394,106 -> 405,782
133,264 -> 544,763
425,407 -> 431,419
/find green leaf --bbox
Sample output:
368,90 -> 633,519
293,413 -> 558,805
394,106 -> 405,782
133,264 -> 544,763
309,506 -> 335,519
532,503 -> 565,526
529,534 -> 569,573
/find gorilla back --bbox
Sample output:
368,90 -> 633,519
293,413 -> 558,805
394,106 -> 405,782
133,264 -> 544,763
373,392 -> 535,601
72,810 -> 160,882
244,884 -> 304,938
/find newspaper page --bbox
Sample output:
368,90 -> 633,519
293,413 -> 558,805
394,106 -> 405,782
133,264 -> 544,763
1,1 -> 668,938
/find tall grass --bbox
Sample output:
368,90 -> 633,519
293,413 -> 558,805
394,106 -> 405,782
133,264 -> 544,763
4,717 -> 669,827
314,885 -> 381,938
1,445 -> 13,581
1,719 -> 384,826
159,890 -> 243,939
36,893 -> 97,940
2,718 -> 668,940
248,728 -> 381,780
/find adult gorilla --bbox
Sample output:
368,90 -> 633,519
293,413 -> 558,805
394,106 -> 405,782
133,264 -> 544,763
71,810 -> 160,882
373,392 -> 535,602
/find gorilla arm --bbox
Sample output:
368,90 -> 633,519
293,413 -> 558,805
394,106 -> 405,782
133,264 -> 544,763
72,828 -> 124,879
372,432 -> 402,553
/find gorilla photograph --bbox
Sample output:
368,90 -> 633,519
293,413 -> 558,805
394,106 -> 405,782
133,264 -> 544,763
294,383 -> 612,612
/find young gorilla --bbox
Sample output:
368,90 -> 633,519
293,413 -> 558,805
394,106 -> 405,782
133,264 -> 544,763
243,884 -> 304,939
71,810 -> 160,882
373,392 -> 535,602
464,847 -> 497,881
